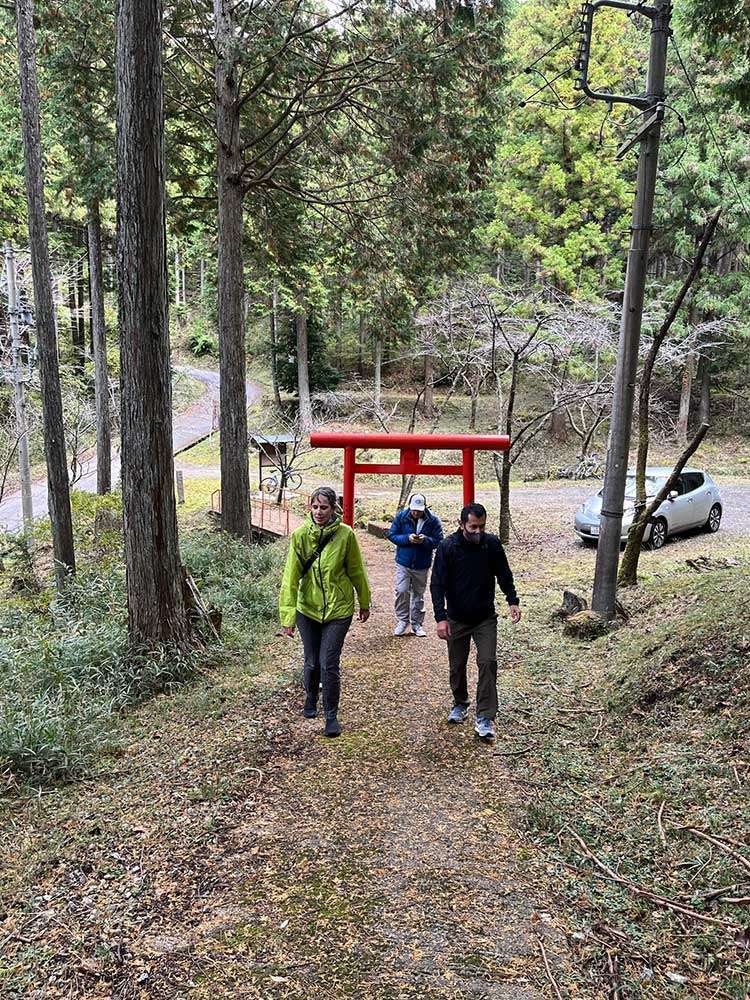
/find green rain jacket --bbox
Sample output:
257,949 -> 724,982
279,515 -> 372,627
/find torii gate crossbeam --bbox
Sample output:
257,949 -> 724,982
310,431 -> 511,526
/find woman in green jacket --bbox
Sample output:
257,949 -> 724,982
279,486 -> 371,737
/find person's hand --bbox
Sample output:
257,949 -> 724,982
508,605 -> 521,625
281,625 -> 295,637
436,620 -> 451,640
409,533 -> 422,544
359,608 -> 370,623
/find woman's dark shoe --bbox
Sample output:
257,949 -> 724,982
303,695 -> 318,718
324,715 -> 341,738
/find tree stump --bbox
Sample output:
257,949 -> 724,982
563,610 -> 608,640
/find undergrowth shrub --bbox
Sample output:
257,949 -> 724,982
1,526 -> 283,787
181,529 -> 284,627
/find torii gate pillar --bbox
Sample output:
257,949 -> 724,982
310,432 -> 510,526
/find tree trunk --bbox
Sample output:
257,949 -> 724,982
174,246 -> 181,306
373,333 -> 382,409
295,307 -> 313,433
215,0 -> 251,541
87,198 -> 111,494
15,0 -> 75,587
76,255 -> 87,362
68,275 -> 81,363
618,212 -> 719,587
697,354 -> 710,427
269,285 -> 282,409
358,312 -> 365,376
495,357 -> 518,544
619,423 -> 709,587
497,451 -> 512,545
334,283 -> 343,355
116,0 -> 188,645
422,354 -> 434,418
549,396 -> 567,441
676,355 -> 693,445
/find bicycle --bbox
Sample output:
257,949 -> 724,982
260,469 -> 303,494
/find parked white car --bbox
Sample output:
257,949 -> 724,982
574,467 -> 723,548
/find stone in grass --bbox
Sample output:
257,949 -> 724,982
551,590 -> 588,620
563,609 -> 609,640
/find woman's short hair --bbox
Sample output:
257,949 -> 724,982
310,486 -> 339,510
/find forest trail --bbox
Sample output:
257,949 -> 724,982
0,529 -> 575,999
0,368 -> 262,533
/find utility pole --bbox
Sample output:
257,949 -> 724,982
576,0 -> 673,619
3,242 -> 34,530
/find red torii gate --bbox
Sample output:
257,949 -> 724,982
310,432 -> 511,526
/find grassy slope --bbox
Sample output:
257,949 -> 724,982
497,530 -> 750,998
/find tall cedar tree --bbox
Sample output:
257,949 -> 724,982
116,0 -> 188,646
14,0 -> 75,584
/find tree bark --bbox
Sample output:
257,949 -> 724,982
215,0 -> 251,540
174,246 -> 181,306
87,197 -> 111,494
15,0 -> 75,587
549,396 -> 567,441
295,307 -> 313,433
422,354 -> 434,418
373,332 -> 382,409
495,357 -> 518,544
358,312 -> 365,376
676,355 -> 693,445
334,283 -> 343,355
269,285 -> 282,409
116,0 -> 188,645
697,353 -> 710,427
68,274 -> 82,366
76,255 -> 87,363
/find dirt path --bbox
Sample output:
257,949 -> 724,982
0,531 -> 573,999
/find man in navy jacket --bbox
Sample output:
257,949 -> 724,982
387,493 -> 443,637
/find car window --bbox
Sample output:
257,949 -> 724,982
671,476 -> 685,496
623,476 -> 666,498
682,472 -> 705,493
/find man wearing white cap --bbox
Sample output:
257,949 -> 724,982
386,493 -> 443,636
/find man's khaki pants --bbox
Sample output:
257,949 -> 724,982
446,615 -> 498,719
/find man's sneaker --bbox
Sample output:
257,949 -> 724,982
474,716 -> 496,741
303,695 -> 318,719
394,621 -> 408,636
412,624 -> 427,637
447,704 -> 469,724
324,716 -> 342,738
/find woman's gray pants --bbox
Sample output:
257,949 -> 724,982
296,612 -> 352,719
394,565 -> 428,626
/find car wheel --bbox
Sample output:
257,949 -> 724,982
649,517 -> 668,550
704,503 -> 722,534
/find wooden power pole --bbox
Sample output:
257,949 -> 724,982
577,0 -> 673,619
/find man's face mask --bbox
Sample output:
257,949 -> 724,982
461,514 -> 486,543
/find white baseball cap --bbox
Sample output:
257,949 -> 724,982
408,493 -> 427,511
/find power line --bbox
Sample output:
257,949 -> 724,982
670,34 -> 750,227
507,21 -> 583,87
